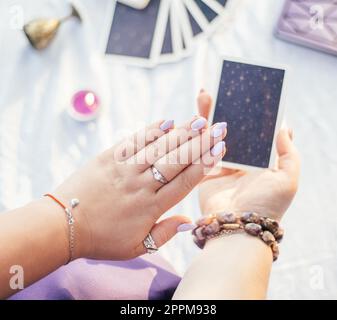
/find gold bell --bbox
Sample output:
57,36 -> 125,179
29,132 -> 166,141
23,4 -> 81,50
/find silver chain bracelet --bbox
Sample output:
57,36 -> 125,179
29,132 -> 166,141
44,194 -> 79,264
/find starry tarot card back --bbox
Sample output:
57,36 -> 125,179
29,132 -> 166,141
105,0 -> 161,59
211,59 -> 286,170
275,0 -> 337,56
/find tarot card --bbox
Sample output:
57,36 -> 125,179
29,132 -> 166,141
160,3 -> 174,56
210,57 -> 287,170
150,0 -> 174,64
117,0 -> 151,10
182,0 -> 231,39
173,0 -> 195,56
184,3 -> 204,37
275,0 -> 337,56
169,0 -> 185,59
194,0 -> 220,23
183,0 -> 211,31
104,0 -> 166,67
155,0 -> 189,64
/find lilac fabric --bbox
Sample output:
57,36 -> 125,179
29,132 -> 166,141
9,255 -> 181,300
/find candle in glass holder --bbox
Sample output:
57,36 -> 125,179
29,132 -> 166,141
69,90 -> 100,121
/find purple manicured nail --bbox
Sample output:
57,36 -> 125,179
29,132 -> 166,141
211,122 -> 227,138
191,117 -> 207,131
160,120 -> 174,131
177,223 -> 196,233
211,141 -> 226,156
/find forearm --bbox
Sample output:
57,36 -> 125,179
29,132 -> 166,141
173,233 -> 273,300
0,198 -> 69,299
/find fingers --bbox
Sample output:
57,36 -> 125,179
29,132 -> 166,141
111,120 -> 174,161
129,116 -> 208,171
151,216 -> 192,247
145,122 -> 227,190
155,141 -> 227,213
277,129 -> 300,178
134,215 -> 192,256
197,89 -> 212,120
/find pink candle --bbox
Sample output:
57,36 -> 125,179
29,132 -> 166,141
69,90 -> 100,121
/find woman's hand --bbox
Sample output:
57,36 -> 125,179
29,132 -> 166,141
197,91 -> 300,222
173,91 -> 301,300
50,96 -> 227,261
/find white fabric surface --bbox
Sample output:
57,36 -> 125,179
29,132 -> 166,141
0,0 -> 336,299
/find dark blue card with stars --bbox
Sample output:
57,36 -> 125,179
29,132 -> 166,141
105,0 -> 161,59
212,59 -> 286,169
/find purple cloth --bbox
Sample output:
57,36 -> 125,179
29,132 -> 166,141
10,255 -> 181,300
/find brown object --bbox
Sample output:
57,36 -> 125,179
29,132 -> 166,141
261,231 -> 276,246
23,4 -> 81,50
195,227 -> 206,241
261,217 -> 279,234
192,212 -> 284,261
271,242 -> 279,261
244,223 -> 262,236
216,212 -> 237,224
222,223 -> 241,230
241,211 -> 260,223
204,220 -> 220,235
197,215 -> 215,227
193,236 -> 206,249
274,228 -> 284,242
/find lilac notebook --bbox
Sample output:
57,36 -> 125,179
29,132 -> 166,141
275,0 -> 337,56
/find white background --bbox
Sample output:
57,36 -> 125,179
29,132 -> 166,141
0,0 -> 336,299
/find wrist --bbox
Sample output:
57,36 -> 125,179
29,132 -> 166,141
32,198 -> 70,264
204,232 -> 272,262
194,212 -> 283,261
40,194 -> 89,261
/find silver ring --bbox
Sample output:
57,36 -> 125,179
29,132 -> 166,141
150,166 -> 168,185
143,233 -> 158,254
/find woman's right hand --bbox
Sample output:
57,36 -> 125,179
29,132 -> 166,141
197,91 -> 300,222
49,97 -> 227,262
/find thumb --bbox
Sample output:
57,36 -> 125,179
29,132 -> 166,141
197,89 -> 212,120
277,129 -> 300,177
151,216 -> 195,249
134,216 -> 195,256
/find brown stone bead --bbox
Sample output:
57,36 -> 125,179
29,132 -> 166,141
271,242 -> 279,261
196,215 -> 214,227
195,227 -> 206,241
222,223 -> 241,230
274,228 -> 284,242
216,212 -> 237,224
244,223 -> 262,236
193,236 -> 206,249
241,212 -> 259,223
261,217 -> 279,234
204,220 -> 220,236
261,231 -> 276,246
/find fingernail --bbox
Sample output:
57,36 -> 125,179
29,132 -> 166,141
191,117 -> 207,131
211,122 -> 227,138
160,120 -> 174,131
177,223 -> 196,233
211,141 -> 226,156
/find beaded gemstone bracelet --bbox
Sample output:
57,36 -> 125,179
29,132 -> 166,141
192,212 -> 284,261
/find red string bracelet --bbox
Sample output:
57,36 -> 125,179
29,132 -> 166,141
44,193 -> 66,209
44,193 -> 79,264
